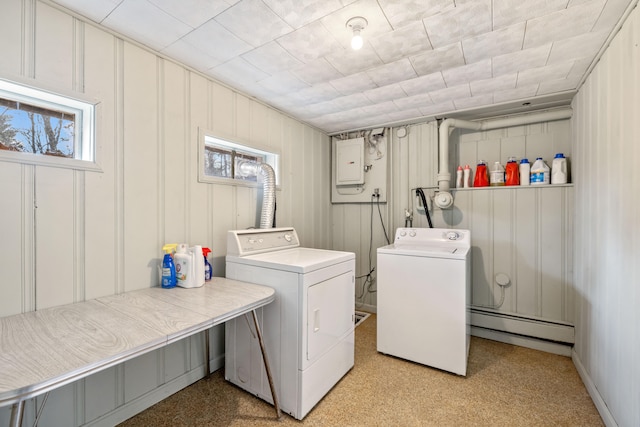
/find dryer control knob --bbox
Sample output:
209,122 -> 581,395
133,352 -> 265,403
409,231 -> 417,237
399,231 -> 407,237
284,234 -> 292,242
446,231 -> 460,240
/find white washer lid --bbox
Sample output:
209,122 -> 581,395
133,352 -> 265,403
227,247 -> 355,274
377,243 -> 469,259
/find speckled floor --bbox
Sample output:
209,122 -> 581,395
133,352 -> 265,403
119,314 -> 603,427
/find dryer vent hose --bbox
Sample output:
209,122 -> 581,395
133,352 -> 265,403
258,163 -> 276,229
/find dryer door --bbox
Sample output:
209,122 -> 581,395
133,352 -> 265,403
306,270 -> 354,363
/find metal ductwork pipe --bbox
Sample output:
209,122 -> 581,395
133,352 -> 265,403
258,163 -> 276,229
435,108 -> 574,209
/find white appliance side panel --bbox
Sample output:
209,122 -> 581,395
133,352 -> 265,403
377,253 -> 468,375
305,270 -> 354,364
225,262 -> 301,417
299,331 -> 355,419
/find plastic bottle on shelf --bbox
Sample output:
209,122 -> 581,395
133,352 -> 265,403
202,247 -> 213,281
463,165 -> 472,188
174,244 -> 193,288
551,153 -> 568,184
505,157 -> 519,186
160,244 -> 177,289
455,166 -> 463,188
531,157 -> 550,185
490,161 -> 505,186
519,158 -> 530,186
192,245 -> 205,288
473,161 -> 489,187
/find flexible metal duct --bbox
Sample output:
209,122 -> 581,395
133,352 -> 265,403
258,163 -> 276,229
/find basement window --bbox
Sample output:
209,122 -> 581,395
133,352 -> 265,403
199,131 -> 280,186
0,78 -> 96,169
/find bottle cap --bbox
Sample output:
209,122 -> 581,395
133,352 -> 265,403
202,247 -> 211,256
457,166 -> 463,171
554,153 -> 565,158
162,243 -> 177,254
464,164 -> 470,169
520,158 -> 529,163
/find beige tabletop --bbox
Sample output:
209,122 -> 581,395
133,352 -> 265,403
0,278 -> 275,407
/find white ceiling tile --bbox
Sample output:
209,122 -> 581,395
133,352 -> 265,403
442,59 -> 492,87
566,57 -> 593,79
215,0 -> 294,47
393,93 -> 433,110
363,84 -> 408,103
276,20 -> 343,63
210,57 -> 270,86
462,22 -> 525,64
424,0 -> 491,49
261,0 -> 343,29
181,19 -> 253,63
493,84 -> 540,103
428,83 -> 471,104
492,0 -> 569,29
377,0 -> 454,29
517,61 -> 574,87
161,39 -> 222,72
330,72 -> 377,96
325,46 -> 385,75
305,100 -> 342,117
538,75 -> 583,95
400,72 -> 446,96
287,82 -> 342,104
366,59 -> 417,87
387,108 -> 423,121
470,73 -> 517,95
369,21 -> 433,63
258,71 -> 309,94
332,93 -> 372,111
522,0 -> 605,49
241,42 -> 303,75
102,0 -> 192,50
149,0 -> 233,28
419,101 -> 455,117
410,43 -> 465,76
361,101 -> 399,116
454,93 -> 494,110
52,0 -> 121,22
547,30 -> 608,64
290,59 -> 343,85
320,0 -> 394,49
591,0 -> 632,32
492,44 -> 552,76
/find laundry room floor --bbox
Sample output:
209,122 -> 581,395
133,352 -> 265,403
119,314 -> 603,427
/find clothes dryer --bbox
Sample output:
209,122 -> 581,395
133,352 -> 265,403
225,227 -> 355,419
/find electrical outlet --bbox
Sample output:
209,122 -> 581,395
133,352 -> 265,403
373,188 -> 380,198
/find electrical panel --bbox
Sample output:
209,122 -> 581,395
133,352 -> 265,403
336,138 -> 365,185
331,131 -> 388,204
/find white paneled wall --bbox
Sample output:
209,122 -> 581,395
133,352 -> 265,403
0,0 -> 331,425
571,5 -> 640,427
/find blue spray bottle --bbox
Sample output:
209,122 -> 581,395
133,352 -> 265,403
161,244 -> 177,288
202,247 -> 213,281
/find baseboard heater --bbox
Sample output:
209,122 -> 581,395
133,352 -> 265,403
470,307 -> 575,344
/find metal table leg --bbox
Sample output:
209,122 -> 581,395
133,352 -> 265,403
10,400 -> 24,427
251,310 -> 282,419
205,329 -> 211,378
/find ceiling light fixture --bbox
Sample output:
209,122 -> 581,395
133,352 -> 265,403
346,17 -> 368,51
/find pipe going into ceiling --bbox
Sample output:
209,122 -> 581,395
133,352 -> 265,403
435,108 -> 574,209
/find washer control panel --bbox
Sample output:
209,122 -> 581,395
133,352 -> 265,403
394,227 -> 470,246
227,227 -> 300,256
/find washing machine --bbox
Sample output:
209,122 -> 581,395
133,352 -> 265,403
377,227 -> 471,376
225,227 -> 355,419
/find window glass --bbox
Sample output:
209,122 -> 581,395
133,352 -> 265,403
0,78 -> 95,165
200,132 -> 279,186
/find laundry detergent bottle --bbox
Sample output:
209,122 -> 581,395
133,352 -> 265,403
161,244 -> 177,289
473,160 -> 489,187
505,157 -> 519,186
174,244 -> 193,288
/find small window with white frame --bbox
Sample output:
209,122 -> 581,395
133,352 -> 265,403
199,131 -> 280,186
0,78 -> 96,167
